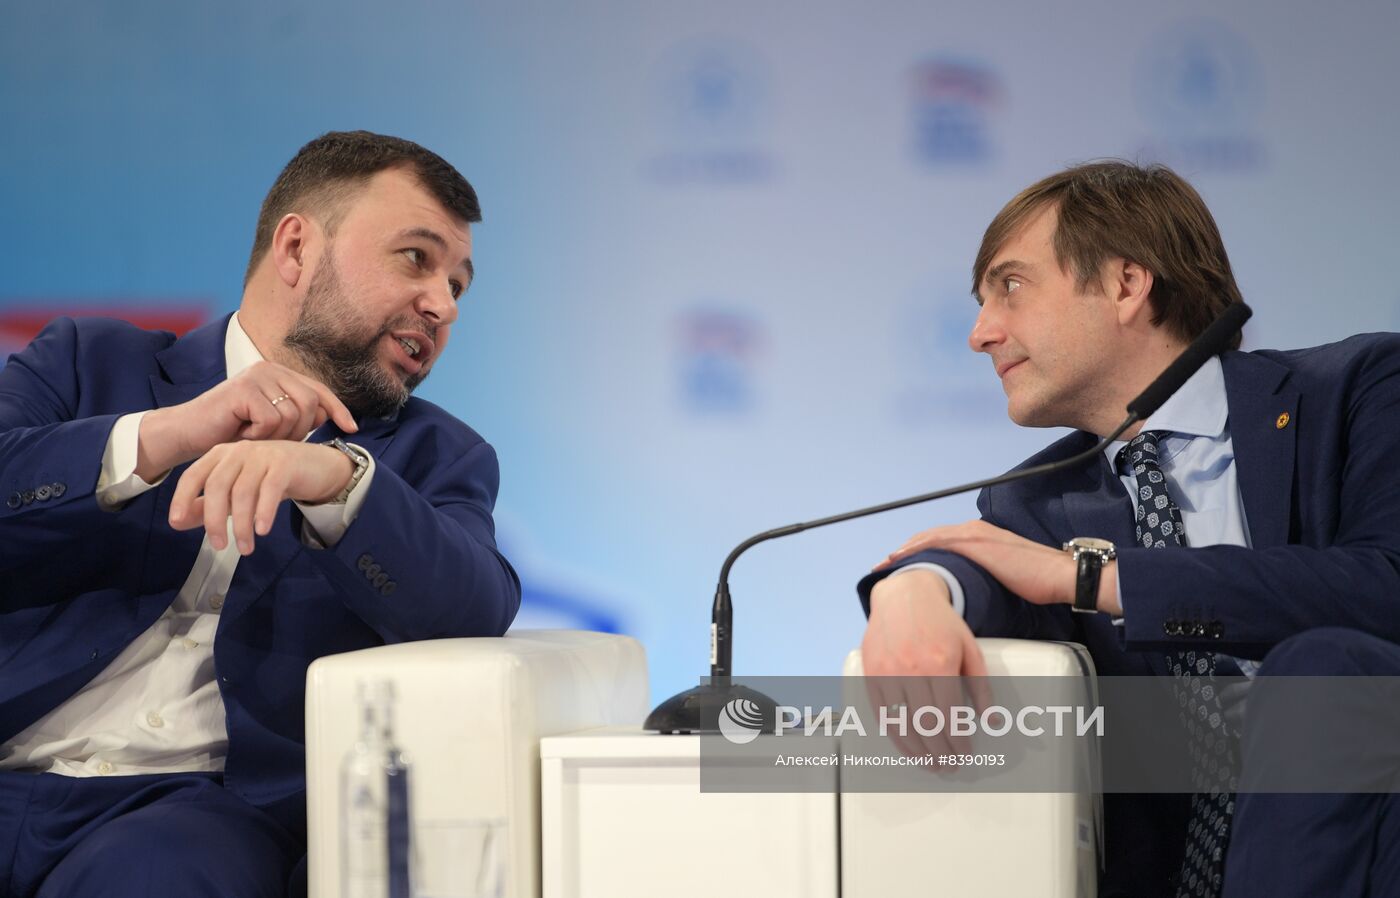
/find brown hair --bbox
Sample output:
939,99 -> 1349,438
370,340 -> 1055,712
972,160 -> 1244,349
244,130 -> 481,287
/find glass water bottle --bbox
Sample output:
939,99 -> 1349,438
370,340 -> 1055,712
341,679 -> 412,898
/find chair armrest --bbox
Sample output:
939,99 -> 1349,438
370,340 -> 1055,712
844,638 -> 1097,677
306,629 -> 648,898
841,638 -> 1099,898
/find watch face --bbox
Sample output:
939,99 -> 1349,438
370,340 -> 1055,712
1069,537 -> 1115,552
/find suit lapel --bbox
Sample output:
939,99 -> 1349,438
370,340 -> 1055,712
1222,352 -> 1297,549
149,314 -> 231,409
222,501 -> 305,622
138,317 -> 233,599
1062,436 -> 1138,547
305,415 -> 401,451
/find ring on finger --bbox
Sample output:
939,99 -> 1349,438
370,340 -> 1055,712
269,394 -> 290,407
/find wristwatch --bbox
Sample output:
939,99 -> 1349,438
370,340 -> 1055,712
1062,537 -> 1116,614
327,438 -> 369,504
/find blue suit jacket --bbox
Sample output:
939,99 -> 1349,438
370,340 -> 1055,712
857,332 -> 1400,895
0,315 -> 522,834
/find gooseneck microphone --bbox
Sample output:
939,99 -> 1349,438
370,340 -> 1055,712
644,302 -> 1252,733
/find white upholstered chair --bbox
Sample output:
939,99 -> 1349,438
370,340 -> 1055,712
303,629 -> 649,898
841,639 -> 1100,898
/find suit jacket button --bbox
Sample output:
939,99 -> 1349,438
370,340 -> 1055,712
373,573 -> 389,588
1209,621 -> 1224,639
51,482 -> 66,497
21,490 -> 35,505
366,563 -> 382,579
358,553 -> 373,572
35,485 -> 52,501
1163,619 -> 1179,636
5,493 -> 19,509
380,581 -> 397,597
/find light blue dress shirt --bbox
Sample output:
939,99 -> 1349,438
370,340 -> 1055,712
896,356 -> 1258,674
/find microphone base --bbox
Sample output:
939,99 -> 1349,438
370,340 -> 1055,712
643,680 -> 778,734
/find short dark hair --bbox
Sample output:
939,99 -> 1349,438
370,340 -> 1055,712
244,130 -> 481,286
973,160 -> 1244,350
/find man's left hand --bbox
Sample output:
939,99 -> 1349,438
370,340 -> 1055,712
168,441 -> 354,555
875,520 -> 1122,615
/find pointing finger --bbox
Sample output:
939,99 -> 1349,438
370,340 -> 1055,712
300,375 -> 357,434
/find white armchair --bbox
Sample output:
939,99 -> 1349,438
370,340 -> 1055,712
304,629 -> 649,898
841,639 -> 1100,898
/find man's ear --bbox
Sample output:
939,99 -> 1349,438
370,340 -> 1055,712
270,213 -> 314,288
1107,259 -> 1155,327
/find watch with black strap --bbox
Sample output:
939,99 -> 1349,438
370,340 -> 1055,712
1062,537 -> 1116,614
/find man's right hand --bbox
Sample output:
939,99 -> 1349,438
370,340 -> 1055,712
862,569 -> 989,759
135,361 -> 357,481
863,569 -> 987,677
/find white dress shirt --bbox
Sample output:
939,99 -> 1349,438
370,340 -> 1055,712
0,314 -> 375,776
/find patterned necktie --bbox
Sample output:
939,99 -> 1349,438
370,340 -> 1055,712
1116,431 -> 1237,898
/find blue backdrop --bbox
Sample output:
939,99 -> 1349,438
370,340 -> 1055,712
4,0 -> 1398,704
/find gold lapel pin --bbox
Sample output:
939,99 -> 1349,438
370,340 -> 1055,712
1276,412 -> 1290,429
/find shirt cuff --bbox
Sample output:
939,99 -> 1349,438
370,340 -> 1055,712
296,444 -> 375,548
1112,565 -> 1125,626
96,412 -> 169,510
888,562 -> 967,619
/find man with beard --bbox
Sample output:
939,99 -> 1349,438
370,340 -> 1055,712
0,131 -> 521,898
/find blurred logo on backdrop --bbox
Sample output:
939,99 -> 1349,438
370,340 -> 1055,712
1134,19 -> 1266,173
909,57 -> 1003,167
890,277 -> 1004,426
0,304 -> 208,367
645,40 -> 777,185
677,307 -> 765,415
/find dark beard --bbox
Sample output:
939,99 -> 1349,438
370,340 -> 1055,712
281,259 -> 429,421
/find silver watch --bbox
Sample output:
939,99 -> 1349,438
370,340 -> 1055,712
1062,537 -> 1115,614
327,438 -> 369,504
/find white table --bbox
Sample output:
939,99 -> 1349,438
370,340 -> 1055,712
540,726 -> 838,898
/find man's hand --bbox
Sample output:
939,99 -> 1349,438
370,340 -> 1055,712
168,441 -> 355,555
136,361 -> 358,481
864,570 -> 985,677
874,519 -> 1120,614
863,569 -> 990,758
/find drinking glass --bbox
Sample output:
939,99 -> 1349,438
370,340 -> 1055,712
412,819 -> 506,898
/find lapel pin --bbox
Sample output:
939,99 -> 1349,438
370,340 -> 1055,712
1276,412 -> 1290,429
